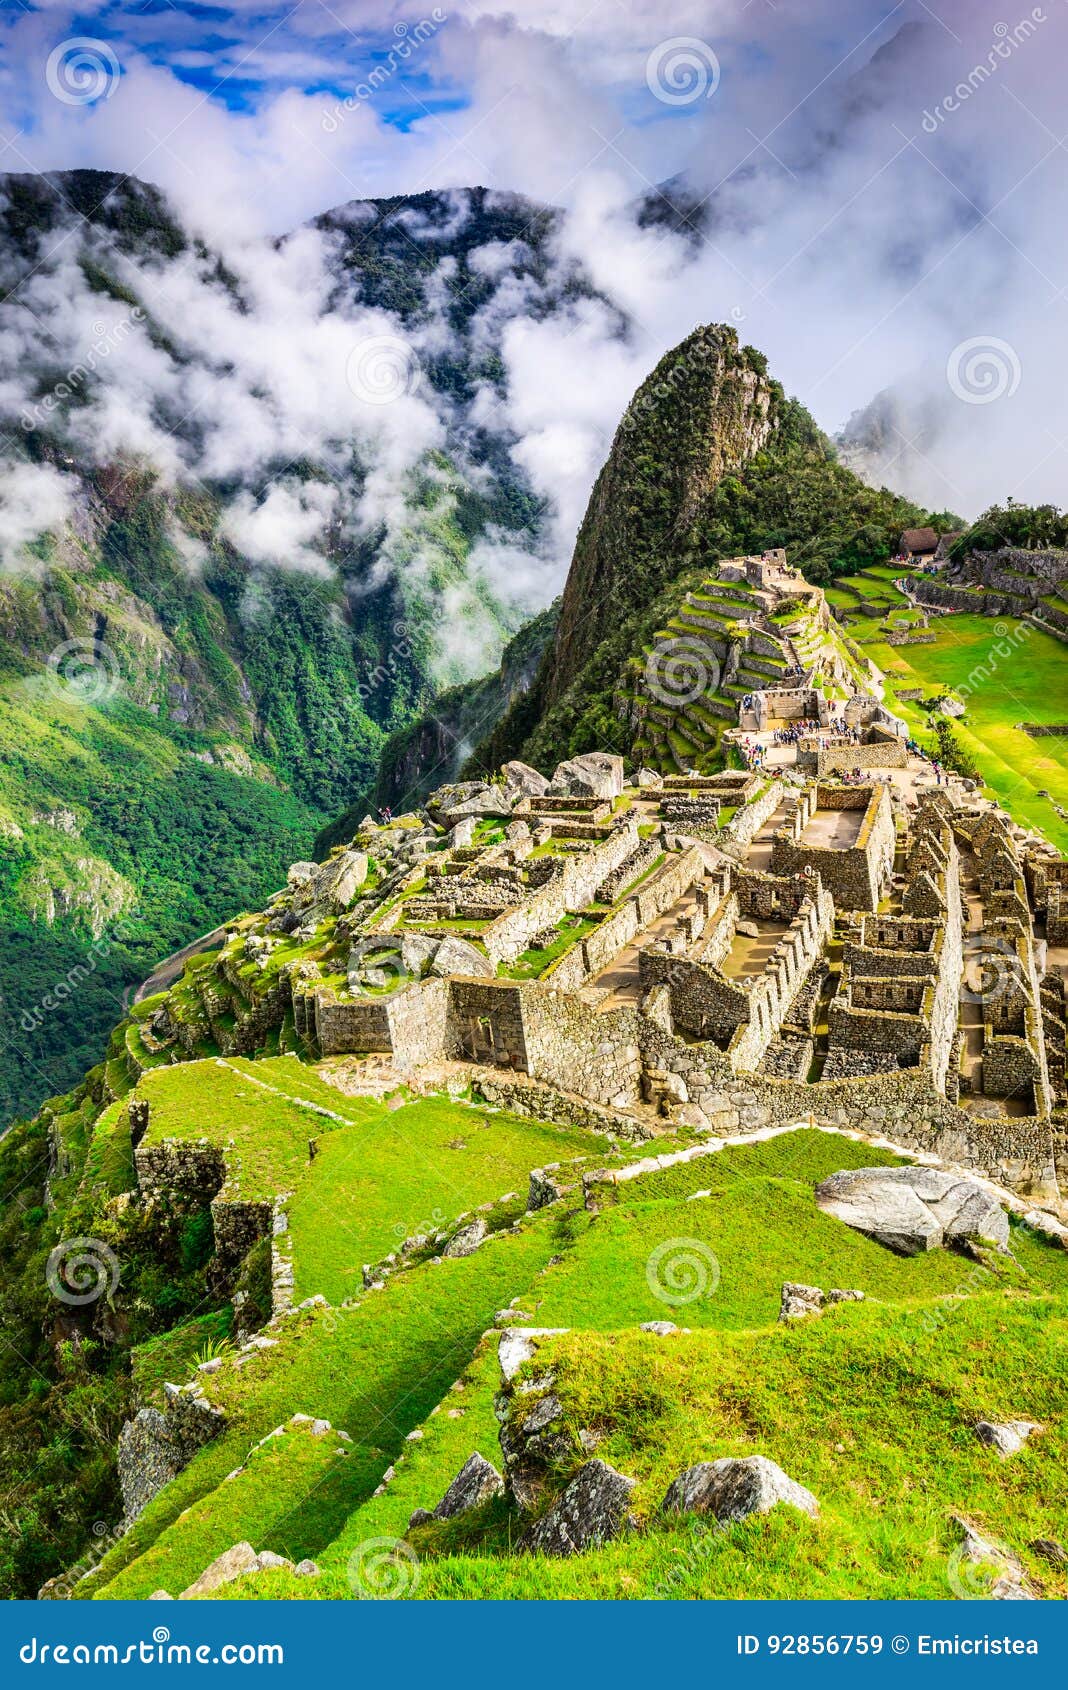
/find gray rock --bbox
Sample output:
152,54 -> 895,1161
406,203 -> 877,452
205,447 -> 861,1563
1022,1208 -> 1068,1249
735,920 -> 760,939
294,1560 -> 321,1576
661,1456 -> 818,1523
522,1394 -> 563,1437
149,1590 -> 173,1600
778,1283 -> 824,1322
952,1516 -> 1035,1600
502,760 -> 549,799
406,1508 -> 435,1529
548,752 -> 624,801
180,1542 -> 260,1598
636,768 -> 663,790
519,1460 -> 636,1555
443,1218 -> 488,1258
430,936 -> 494,979
639,1321 -> 679,1336
528,1167 -> 569,1211
975,1420 -> 1043,1458
826,1288 -> 865,1305
427,1452 -> 505,1523
814,1167 -> 1009,1255
118,1386 -> 225,1522
497,1327 -> 569,1383
1029,1537 -> 1068,1566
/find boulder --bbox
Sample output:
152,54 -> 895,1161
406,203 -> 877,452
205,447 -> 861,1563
519,1460 -> 636,1555
814,1167 -> 1009,1255
430,935 -> 494,979
323,850 -> 368,911
408,1452 -> 505,1531
639,1321 -> 679,1336
1022,1208 -> 1068,1249
1029,1538 -> 1068,1566
636,768 -> 663,790
118,1386 -> 225,1522
975,1420 -> 1043,1458
951,1516 -> 1035,1600
778,1283 -> 824,1322
502,760 -> 549,799
548,752 -> 624,801
181,1543 -> 272,1598
661,1456 -> 818,1523
443,1218 -> 488,1258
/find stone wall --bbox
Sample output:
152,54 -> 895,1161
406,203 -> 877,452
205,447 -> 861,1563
117,1383 -> 225,1522
716,781 -> 781,858
770,785 -> 894,912
812,740 -> 907,776
481,822 -> 638,966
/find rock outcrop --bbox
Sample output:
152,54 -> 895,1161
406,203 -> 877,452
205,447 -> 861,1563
814,1167 -> 1010,1255
974,1420 -> 1043,1458
117,1383 -> 225,1522
408,1452 -> 505,1529
661,1456 -> 818,1524
519,1460 -> 637,1556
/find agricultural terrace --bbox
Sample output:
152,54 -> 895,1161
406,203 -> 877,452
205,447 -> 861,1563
867,614 -> 1068,851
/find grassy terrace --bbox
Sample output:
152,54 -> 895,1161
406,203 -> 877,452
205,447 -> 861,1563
134,1054 -> 607,1303
867,613 -> 1068,850
128,1127 -> 1068,1604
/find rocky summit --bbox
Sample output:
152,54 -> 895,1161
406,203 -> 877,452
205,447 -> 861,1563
2,322 -> 1068,1608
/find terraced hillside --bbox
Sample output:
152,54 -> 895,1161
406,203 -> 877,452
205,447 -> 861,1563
68,1121 -> 1068,1603
625,565 -> 875,774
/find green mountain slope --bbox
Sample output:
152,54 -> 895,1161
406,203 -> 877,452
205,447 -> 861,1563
0,172 -> 577,1121
473,325 -> 955,773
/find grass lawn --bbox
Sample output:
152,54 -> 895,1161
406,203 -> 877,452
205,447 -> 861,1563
285,1097 -> 606,1304
84,1217 -> 566,1600
868,614 -> 1068,850
203,1128 -> 1068,1602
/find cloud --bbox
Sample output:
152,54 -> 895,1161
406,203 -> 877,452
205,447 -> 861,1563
0,461 -> 75,571
1,0 -> 1066,623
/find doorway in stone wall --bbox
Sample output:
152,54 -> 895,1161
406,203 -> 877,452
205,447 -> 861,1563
459,1014 -> 517,1067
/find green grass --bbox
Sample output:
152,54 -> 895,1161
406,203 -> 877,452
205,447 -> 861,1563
867,614 -> 1068,848
204,1129 -> 1068,1601
500,914 -> 600,981
84,1217 -> 565,1600
98,1418 -> 355,1598
285,1097 -> 605,1304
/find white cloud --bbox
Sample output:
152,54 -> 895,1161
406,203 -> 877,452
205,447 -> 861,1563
0,461 -> 75,571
